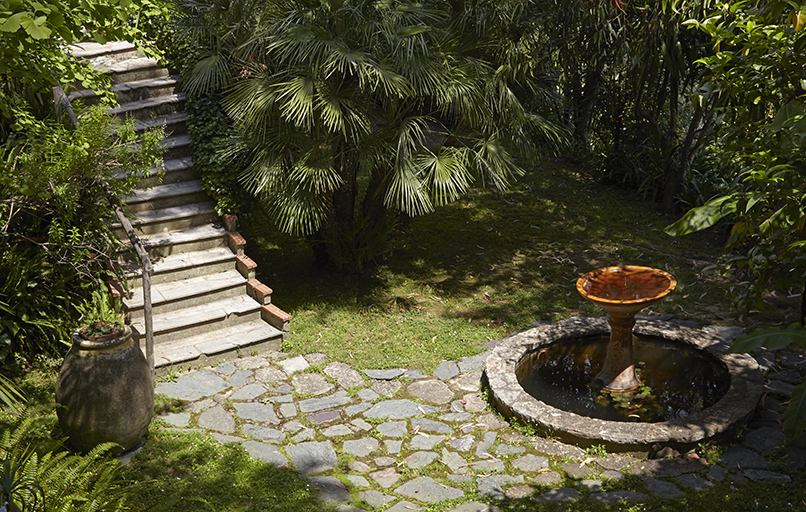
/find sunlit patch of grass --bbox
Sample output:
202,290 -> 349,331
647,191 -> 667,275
241,159 -> 799,371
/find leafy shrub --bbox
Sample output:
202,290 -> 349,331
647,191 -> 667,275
1,417 -> 131,512
0,107 -> 164,362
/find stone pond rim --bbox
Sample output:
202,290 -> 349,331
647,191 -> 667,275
484,317 -> 764,452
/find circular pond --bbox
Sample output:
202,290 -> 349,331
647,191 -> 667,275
485,317 -> 763,451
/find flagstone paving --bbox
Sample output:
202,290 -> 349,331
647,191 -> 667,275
151,320 -> 804,511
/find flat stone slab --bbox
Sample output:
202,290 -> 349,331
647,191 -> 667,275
628,458 -> 707,478
156,370 -> 231,401
742,469 -> 792,483
395,476 -> 464,502
241,424 -> 285,442
434,361 -> 460,381
321,425 -> 353,437
363,399 -> 439,419
369,469 -> 401,488
158,412 -> 190,427
292,373 -> 334,395
477,476 -> 505,500
744,426 -> 786,453
299,391 -> 351,413
324,362 -> 365,389
590,491 -> 649,503
308,410 -> 341,424
377,421 -> 408,437
719,446 -> 769,469
364,369 -> 404,380
513,454 -> 549,472
536,487 -> 581,503
533,471 -> 563,486
233,402 -> 279,424
384,439 -> 402,454
243,440 -> 288,466
412,417 -> 452,434
462,393 -> 487,413
278,355 -> 309,374
451,372 -> 482,392
408,380 -> 454,404
405,451 -> 440,469
308,476 -> 351,504
644,477 -> 682,498
197,405 -> 235,433
442,448 -> 468,473
449,435 -> 474,452
533,438 -> 585,461
286,441 -> 338,476
254,366 -> 287,383
229,383 -> 267,400
675,474 -> 714,492
343,438 -> 380,457
371,380 -> 402,397
358,490 -> 395,508
229,369 -> 252,386
458,353 -> 489,373
412,434 -> 446,450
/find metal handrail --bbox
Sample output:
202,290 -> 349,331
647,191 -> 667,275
54,80 -> 155,379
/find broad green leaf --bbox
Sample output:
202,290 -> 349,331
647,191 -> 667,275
770,100 -> 804,132
665,194 -> 738,236
794,4 -> 806,32
20,14 -> 50,39
397,25 -> 430,37
784,381 -> 806,438
729,323 -> 806,353
0,11 -> 25,32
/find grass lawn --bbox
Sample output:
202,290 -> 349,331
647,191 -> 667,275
2,158 -> 802,511
242,157 -> 799,372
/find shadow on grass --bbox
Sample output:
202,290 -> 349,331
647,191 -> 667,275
124,426 -> 332,512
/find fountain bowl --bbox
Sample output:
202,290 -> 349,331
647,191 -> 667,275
484,317 -> 763,452
576,266 -> 676,317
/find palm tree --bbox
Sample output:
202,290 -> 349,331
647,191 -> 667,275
176,0 -> 565,271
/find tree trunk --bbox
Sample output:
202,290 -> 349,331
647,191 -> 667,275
661,106 -> 714,214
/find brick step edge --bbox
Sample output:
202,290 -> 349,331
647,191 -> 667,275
261,304 -> 291,333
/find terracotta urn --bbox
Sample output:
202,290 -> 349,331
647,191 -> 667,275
55,325 -> 153,454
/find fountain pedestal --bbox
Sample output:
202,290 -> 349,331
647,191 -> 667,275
595,315 -> 638,390
576,266 -> 676,392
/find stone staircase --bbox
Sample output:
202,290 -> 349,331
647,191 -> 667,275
70,41 -> 291,369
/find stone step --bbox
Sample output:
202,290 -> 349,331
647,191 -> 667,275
130,294 -> 263,344
123,245 -> 236,287
161,133 -> 192,160
109,93 -> 186,121
112,201 -> 217,236
134,112 -> 188,137
116,156 -> 195,189
100,57 -> 169,84
123,180 -> 208,214
125,269 -> 248,319
72,41 -> 144,65
144,320 -> 284,367
69,75 -> 181,106
118,223 -> 229,264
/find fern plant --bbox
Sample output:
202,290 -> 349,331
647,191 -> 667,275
1,417 -> 132,512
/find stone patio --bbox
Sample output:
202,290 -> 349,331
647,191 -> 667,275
144,318 -> 803,511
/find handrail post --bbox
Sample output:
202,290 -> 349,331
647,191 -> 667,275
54,79 -> 156,380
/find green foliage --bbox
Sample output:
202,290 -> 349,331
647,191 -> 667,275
76,289 -> 124,340
172,0 -> 565,271
1,417 -> 132,512
730,323 -> 806,438
0,0 -> 169,137
0,108 -> 164,362
667,1 -> 806,313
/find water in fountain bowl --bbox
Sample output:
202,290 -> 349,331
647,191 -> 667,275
516,334 -> 730,423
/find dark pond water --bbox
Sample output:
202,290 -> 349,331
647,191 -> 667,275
516,334 -> 730,422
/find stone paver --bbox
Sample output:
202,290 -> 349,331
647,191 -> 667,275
150,323 -> 804,511
395,476 -> 464,502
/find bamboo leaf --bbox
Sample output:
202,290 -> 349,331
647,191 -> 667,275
729,323 -> 806,353
784,382 -> 806,438
665,195 -> 739,236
